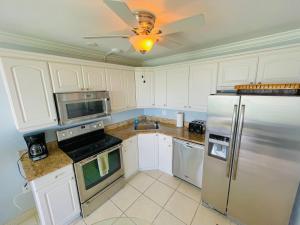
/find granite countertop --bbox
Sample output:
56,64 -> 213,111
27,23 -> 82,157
20,118 -> 205,182
106,122 -> 205,145
20,141 -> 73,182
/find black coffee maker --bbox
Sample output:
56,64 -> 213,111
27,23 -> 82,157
24,133 -> 48,161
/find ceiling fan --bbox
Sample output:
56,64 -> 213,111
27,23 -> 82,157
84,0 -> 205,54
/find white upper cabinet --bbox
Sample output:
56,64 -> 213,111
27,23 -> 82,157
135,70 -> 155,108
154,70 -> 167,108
124,70 -> 136,109
82,66 -> 106,91
106,68 -> 127,112
1,57 -> 57,131
49,62 -> 84,92
166,65 -> 189,109
217,56 -> 258,90
189,62 -> 218,111
257,48 -> 300,83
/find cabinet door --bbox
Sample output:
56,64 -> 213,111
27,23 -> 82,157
138,134 -> 158,170
35,175 -> 80,225
154,70 -> 167,108
124,70 -> 136,109
82,66 -> 106,91
257,48 -> 300,83
217,56 -> 258,90
49,62 -> 84,92
158,134 -> 173,175
106,68 -> 126,112
166,66 -> 189,109
135,71 -> 155,108
189,62 -> 218,111
1,57 -> 57,131
123,136 -> 138,179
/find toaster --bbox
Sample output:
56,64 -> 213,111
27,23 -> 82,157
188,120 -> 206,134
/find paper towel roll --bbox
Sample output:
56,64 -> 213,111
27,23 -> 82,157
176,112 -> 184,128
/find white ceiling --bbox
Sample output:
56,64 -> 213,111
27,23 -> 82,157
0,0 -> 300,60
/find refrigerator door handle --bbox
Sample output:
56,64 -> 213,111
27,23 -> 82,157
232,104 -> 245,180
226,104 -> 239,177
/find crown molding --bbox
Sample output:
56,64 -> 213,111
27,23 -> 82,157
143,29 -> 300,66
0,31 -> 143,66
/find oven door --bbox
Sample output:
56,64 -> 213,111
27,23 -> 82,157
55,92 -> 111,125
74,145 -> 124,203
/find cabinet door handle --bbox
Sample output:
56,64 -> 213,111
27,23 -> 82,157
55,172 -> 65,179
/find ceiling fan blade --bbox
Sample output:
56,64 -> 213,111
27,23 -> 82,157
157,37 -> 182,49
156,32 -> 184,49
103,0 -> 138,27
83,35 -> 129,39
160,14 -> 205,35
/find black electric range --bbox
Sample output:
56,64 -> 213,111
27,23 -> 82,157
57,122 -> 122,163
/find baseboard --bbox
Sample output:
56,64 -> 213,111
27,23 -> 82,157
4,208 -> 37,225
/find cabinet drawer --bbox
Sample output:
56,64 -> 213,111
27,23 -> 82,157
31,164 -> 74,191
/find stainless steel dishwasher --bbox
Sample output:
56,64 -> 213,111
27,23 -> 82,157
173,138 -> 205,188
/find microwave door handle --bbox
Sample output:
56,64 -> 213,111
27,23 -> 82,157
232,104 -> 245,180
226,104 -> 238,178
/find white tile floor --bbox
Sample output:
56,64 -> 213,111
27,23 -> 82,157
18,171 -> 237,225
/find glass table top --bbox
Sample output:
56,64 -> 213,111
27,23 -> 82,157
91,217 -> 151,225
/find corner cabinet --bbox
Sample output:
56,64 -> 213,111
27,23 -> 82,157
0,57 -> 58,132
122,136 -> 139,179
138,134 -> 158,170
135,70 -> 155,108
217,56 -> 258,90
30,165 -> 80,225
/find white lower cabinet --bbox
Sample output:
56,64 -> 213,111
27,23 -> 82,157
138,134 -> 158,170
122,136 -> 139,179
30,165 -> 80,225
158,134 -> 173,175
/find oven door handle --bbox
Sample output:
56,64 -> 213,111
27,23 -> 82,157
76,144 -> 122,166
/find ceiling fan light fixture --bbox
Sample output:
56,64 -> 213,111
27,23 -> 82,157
129,35 -> 157,54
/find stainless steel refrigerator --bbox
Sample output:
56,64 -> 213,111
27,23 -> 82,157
201,94 -> 300,225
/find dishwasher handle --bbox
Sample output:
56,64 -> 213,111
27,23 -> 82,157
173,138 -> 204,150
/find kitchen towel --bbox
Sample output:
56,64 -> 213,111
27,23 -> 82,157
97,153 -> 109,177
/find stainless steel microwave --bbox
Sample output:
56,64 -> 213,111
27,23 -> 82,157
54,91 -> 111,125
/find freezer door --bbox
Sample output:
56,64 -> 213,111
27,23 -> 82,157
227,96 -> 300,225
206,95 -> 241,135
202,95 -> 240,214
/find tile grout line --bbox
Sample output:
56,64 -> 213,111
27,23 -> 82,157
189,202 -> 201,225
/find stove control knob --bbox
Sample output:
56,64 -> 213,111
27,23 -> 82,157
69,131 -> 73,135
62,133 -> 66,137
